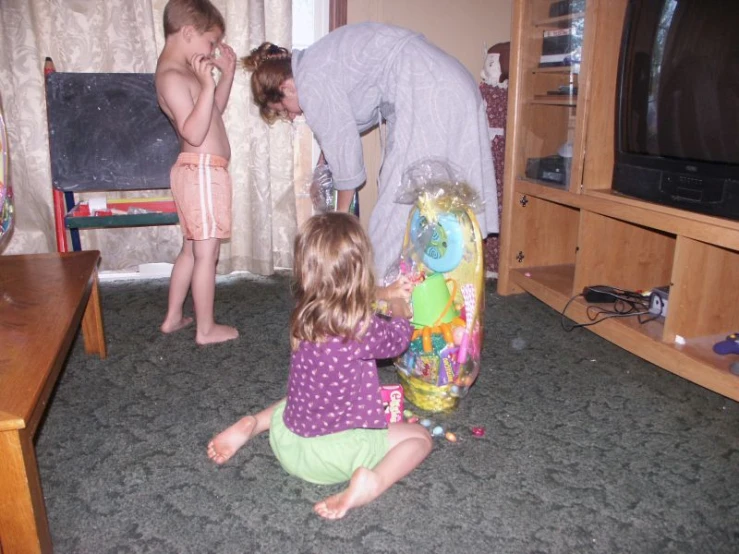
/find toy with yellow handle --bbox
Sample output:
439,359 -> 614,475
410,273 -> 459,329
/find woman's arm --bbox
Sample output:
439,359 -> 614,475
336,189 -> 355,212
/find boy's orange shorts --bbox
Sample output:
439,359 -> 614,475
170,152 -> 232,240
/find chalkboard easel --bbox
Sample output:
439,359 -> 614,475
45,61 -> 181,252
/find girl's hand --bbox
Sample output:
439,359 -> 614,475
213,42 -> 237,76
386,297 -> 413,319
379,276 -> 413,302
189,53 -> 216,90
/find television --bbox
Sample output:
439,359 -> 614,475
613,0 -> 739,220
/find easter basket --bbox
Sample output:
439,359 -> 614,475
393,200 -> 485,413
389,159 -> 486,413
397,370 -> 460,413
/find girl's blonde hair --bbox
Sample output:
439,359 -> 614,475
163,0 -> 225,36
290,213 -> 376,349
241,42 -> 293,124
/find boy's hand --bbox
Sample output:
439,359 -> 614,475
189,53 -> 216,90
213,42 -> 236,77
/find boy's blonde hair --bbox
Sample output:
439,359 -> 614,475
163,0 -> 225,37
290,212 -> 376,348
242,42 -> 293,124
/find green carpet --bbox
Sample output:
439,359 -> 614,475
36,274 -> 739,553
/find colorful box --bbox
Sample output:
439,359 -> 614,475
380,384 -> 404,423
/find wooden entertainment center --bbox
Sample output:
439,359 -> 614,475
498,0 -> 739,401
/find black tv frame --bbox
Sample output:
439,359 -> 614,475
612,0 -> 739,221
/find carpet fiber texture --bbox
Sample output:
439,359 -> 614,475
36,274 -> 739,554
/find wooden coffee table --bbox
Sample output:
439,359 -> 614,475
0,251 -> 106,554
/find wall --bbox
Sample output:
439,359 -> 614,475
347,0 -> 512,230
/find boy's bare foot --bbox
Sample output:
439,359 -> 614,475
313,467 -> 384,520
161,316 -> 193,334
196,324 -> 239,345
207,415 -> 257,464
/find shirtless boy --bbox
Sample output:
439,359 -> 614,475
155,0 -> 238,345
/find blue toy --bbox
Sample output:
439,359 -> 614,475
713,333 -> 739,355
409,208 -> 464,273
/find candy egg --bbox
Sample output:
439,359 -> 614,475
420,418 -> 432,428
432,425 -> 444,436
403,409 -> 414,419
445,432 -> 458,442
408,416 -> 419,424
471,426 -> 486,437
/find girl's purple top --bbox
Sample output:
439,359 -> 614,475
283,314 -> 412,438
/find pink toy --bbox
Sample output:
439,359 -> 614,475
381,384 -> 404,423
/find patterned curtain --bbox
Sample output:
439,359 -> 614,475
0,0 -> 294,275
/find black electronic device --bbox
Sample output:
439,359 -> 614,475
548,0 -> 585,18
613,0 -> 739,221
525,155 -> 570,186
648,286 -> 670,318
539,16 -> 584,68
583,286 -> 620,303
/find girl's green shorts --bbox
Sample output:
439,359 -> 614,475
269,400 -> 389,485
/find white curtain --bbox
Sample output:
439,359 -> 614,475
0,0 -> 295,275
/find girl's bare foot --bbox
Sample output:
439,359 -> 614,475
196,324 -> 239,345
313,467 -> 384,520
207,415 -> 257,464
161,316 -> 194,334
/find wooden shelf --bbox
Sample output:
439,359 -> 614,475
510,264 -> 575,300
516,178 -> 576,204
509,267 -> 739,402
499,0 -> 739,402
531,66 -> 580,74
534,12 -> 584,27
581,190 -> 739,251
531,95 -> 577,106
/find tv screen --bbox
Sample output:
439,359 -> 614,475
614,0 -> 739,219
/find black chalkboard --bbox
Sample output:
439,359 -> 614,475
46,72 -> 180,192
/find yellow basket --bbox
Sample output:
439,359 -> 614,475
397,370 -> 460,413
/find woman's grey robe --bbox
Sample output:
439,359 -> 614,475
293,22 -> 498,279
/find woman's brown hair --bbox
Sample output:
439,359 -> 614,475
290,213 -> 376,349
242,42 -> 293,124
